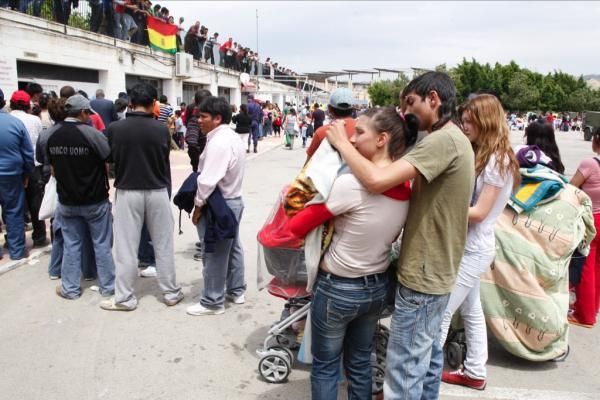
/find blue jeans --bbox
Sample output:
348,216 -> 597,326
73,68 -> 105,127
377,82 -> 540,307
311,270 -> 388,400
19,0 -> 42,16
48,214 -> 97,279
57,200 -> 115,298
383,283 -> 450,400
137,223 -> 156,265
0,175 -> 27,260
249,121 -> 259,149
199,198 -> 245,308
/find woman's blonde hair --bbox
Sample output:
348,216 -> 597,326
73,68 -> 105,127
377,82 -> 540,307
460,94 -> 520,188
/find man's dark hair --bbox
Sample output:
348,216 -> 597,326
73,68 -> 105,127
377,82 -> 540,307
129,83 -> 158,108
60,85 -> 76,99
314,103 -> 319,109
194,89 -> 212,105
25,82 -> 43,97
39,93 -> 50,109
114,98 -> 128,113
403,71 -> 457,132
328,105 -> 353,118
153,4 -> 161,12
159,94 -> 168,103
118,91 -> 128,99
77,89 -> 89,99
198,96 -> 232,124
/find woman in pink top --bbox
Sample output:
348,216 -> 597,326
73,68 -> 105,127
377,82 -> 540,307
569,127 -> 600,327
288,107 -> 418,400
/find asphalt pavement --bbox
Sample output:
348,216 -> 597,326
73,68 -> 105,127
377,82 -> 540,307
0,131 -> 598,400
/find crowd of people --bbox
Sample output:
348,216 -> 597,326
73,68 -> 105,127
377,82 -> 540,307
1,0 -> 300,80
1,69 -> 599,400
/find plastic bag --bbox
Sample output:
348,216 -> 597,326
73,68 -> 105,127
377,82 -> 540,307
39,176 -> 57,220
257,186 -> 308,286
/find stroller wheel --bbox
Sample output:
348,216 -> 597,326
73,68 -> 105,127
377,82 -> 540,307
269,346 -> 294,365
445,342 -> 464,370
371,365 -> 385,395
259,350 -> 291,383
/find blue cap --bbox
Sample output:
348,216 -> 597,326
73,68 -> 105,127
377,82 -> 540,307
329,88 -> 354,110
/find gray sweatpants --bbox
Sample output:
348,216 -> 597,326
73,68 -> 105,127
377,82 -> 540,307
113,188 -> 182,308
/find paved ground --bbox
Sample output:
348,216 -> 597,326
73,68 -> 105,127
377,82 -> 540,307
0,130 -> 599,400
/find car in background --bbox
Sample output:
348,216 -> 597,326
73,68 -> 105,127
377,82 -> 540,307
582,111 -> 600,141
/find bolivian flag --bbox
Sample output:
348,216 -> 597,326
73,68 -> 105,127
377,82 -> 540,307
147,16 -> 177,54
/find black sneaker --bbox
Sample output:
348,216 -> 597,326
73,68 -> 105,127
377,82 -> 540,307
193,252 -> 204,261
33,239 -> 49,248
195,242 -> 203,251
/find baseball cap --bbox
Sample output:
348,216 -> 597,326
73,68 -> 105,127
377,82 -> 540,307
65,94 -> 93,113
328,88 -> 354,110
10,90 -> 31,105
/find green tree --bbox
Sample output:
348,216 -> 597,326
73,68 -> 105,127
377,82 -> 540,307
505,71 -> 540,111
367,73 -> 410,106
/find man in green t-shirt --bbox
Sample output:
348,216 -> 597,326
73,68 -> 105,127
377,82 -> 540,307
326,71 -> 474,400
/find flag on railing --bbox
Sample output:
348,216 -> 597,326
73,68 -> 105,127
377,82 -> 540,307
146,16 -> 177,54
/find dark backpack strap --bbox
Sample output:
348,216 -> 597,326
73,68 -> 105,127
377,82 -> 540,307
178,209 -> 183,235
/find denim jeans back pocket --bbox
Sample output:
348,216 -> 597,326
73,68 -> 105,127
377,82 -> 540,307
396,285 -> 426,310
326,297 -> 361,325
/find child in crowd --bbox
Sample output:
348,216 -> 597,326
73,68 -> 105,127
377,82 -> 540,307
174,110 -> 185,150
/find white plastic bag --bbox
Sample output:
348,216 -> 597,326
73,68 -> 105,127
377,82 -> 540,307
39,176 -> 57,220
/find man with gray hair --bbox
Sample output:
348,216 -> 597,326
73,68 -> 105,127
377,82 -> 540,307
91,89 -> 118,134
44,94 -> 116,299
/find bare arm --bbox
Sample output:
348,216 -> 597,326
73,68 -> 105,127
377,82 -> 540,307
326,121 -> 418,193
569,170 -> 586,189
468,184 -> 503,224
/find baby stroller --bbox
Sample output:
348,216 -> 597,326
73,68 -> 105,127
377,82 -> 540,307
256,197 -> 391,395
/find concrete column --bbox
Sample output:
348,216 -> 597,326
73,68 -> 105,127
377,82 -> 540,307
162,77 -> 181,105
209,70 -> 219,96
99,69 -> 126,100
230,85 -> 241,108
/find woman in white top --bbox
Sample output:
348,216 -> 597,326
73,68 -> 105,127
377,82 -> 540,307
439,94 -> 520,390
282,108 -> 297,149
288,107 -> 419,400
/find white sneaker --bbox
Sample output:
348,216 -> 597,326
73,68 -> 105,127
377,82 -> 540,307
186,303 -> 225,316
226,294 -> 245,304
140,266 -> 157,278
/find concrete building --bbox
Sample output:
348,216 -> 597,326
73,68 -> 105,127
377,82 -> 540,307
0,8 -> 299,108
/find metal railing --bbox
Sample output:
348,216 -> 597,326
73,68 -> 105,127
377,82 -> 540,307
3,0 -> 93,30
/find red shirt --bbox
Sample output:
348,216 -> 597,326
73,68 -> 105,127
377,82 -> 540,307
306,117 -> 356,159
89,114 -> 106,131
220,41 -> 232,52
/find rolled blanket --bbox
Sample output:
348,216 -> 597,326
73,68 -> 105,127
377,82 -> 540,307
509,165 -> 568,214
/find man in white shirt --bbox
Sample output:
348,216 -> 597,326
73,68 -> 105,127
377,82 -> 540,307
10,90 -> 47,247
187,96 -> 246,316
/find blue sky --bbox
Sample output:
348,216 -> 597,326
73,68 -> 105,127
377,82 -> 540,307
164,1 -> 600,78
